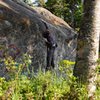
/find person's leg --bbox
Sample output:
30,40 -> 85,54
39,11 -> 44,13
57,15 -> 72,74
51,48 -> 55,69
46,48 -> 52,70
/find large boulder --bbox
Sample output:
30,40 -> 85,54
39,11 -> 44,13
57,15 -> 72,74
0,0 -> 77,74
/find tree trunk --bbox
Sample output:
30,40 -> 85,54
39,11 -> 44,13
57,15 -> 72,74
73,0 -> 100,99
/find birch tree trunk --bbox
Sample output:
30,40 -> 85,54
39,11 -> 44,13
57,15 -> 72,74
73,0 -> 100,99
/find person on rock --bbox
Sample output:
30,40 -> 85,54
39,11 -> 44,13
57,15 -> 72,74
42,21 -> 57,71
42,21 -> 77,71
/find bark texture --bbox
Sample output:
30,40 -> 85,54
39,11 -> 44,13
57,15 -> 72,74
73,0 -> 100,99
0,0 -> 77,76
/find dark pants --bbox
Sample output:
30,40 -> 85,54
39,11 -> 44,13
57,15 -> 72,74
46,47 -> 55,70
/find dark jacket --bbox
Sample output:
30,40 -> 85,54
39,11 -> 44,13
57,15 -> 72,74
43,30 -> 57,48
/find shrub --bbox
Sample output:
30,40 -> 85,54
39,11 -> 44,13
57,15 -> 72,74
0,45 -> 100,99
0,57 -> 89,100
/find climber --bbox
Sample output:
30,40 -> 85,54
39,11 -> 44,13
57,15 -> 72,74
42,21 -> 57,71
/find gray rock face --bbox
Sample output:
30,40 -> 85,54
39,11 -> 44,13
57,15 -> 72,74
0,0 -> 77,74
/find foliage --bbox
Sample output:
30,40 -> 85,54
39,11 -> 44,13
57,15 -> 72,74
35,0 -> 46,7
0,55 -> 89,100
22,0 -> 46,7
45,0 -> 83,30
0,44 -> 99,99
22,0 -> 34,6
96,59 -> 100,100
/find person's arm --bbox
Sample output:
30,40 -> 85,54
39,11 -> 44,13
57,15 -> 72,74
43,38 -> 51,47
45,41 -> 52,47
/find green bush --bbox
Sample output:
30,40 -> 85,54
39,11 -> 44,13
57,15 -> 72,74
0,45 -> 99,100
96,59 -> 100,100
0,56 -> 90,100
